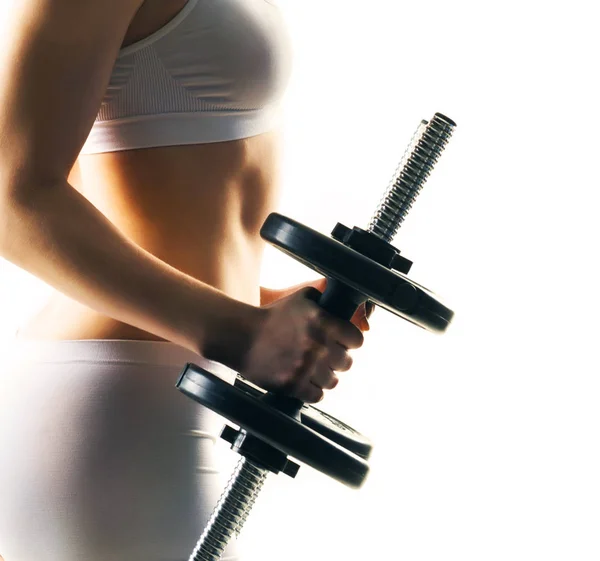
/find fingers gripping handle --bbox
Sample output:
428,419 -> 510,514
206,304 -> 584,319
263,277 -> 366,416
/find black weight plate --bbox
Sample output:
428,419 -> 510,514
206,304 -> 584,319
232,376 -> 373,460
261,213 -> 454,333
300,405 -> 373,460
177,364 -> 370,489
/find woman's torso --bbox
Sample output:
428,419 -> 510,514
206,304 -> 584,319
16,0 -> 285,343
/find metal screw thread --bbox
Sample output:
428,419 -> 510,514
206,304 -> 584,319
368,113 -> 456,243
189,458 -> 269,561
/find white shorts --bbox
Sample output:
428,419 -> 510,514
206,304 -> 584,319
0,338 -> 241,561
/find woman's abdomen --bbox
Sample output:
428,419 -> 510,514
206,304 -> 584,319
17,131 -> 282,342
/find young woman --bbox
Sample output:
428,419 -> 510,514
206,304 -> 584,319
0,0 -> 370,559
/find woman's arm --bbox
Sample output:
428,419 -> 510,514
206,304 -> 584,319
1,181 -> 259,364
0,0 -> 259,370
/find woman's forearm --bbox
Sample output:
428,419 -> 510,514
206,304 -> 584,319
0,179 -> 258,369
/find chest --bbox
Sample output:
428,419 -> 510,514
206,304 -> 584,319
113,0 -> 292,111
123,0 -> 190,49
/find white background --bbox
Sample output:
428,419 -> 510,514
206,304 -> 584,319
1,1 -> 599,560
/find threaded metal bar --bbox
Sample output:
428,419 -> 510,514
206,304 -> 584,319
368,113 -> 456,243
189,458 -> 269,561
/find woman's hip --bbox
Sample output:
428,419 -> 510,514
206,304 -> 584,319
0,338 -> 241,561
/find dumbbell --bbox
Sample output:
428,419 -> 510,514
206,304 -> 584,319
176,113 -> 457,561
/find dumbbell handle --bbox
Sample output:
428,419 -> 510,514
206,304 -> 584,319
263,112 -> 456,418
317,277 -> 369,320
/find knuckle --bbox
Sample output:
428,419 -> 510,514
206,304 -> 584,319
275,370 -> 293,388
303,343 -> 325,370
307,308 -> 321,325
307,316 -> 327,342
314,314 -> 330,333
297,336 -> 311,358
277,367 -> 303,390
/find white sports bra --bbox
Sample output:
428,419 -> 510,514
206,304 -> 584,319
80,0 -> 293,155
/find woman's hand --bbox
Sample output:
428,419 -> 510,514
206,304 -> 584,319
260,278 -> 374,332
242,286 -> 365,403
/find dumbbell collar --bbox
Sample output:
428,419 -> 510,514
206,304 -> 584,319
331,223 -> 413,275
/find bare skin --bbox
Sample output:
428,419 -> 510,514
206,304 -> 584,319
0,5 -> 369,556
17,0 -> 284,341
16,0 -> 370,343
0,1 -> 370,556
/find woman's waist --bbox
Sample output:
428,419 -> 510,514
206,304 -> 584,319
16,236 -> 264,343
139,230 -> 265,303
75,130 -> 283,241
